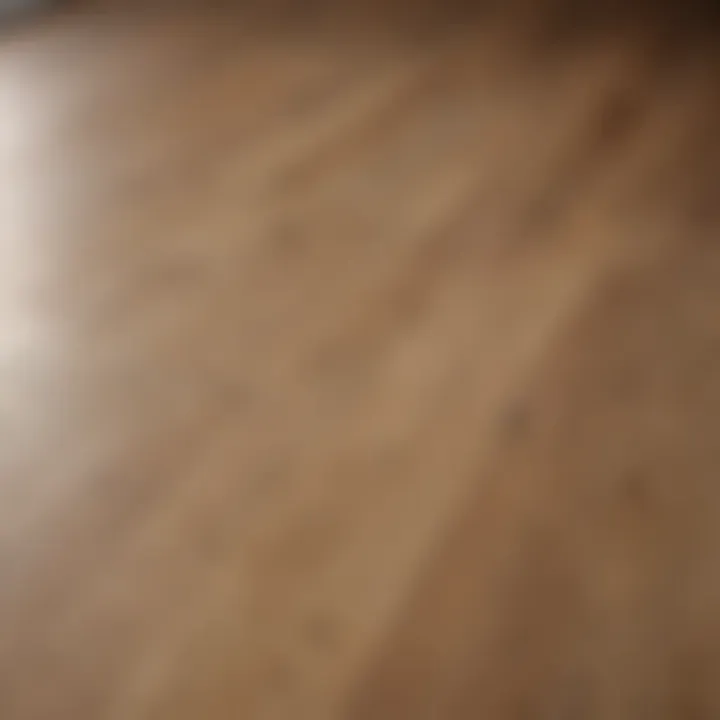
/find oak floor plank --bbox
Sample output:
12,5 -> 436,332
1,2 -> 720,718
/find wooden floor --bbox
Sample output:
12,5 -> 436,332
2,1 -> 720,718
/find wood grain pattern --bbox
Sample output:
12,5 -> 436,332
1,2 -> 720,718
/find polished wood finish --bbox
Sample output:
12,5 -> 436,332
2,2 -> 720,718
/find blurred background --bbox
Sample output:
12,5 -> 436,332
1,0 -> 720,718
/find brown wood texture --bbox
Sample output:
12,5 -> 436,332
1,1 -> 720,718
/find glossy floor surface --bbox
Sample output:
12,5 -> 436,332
2,1 -> 720,718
